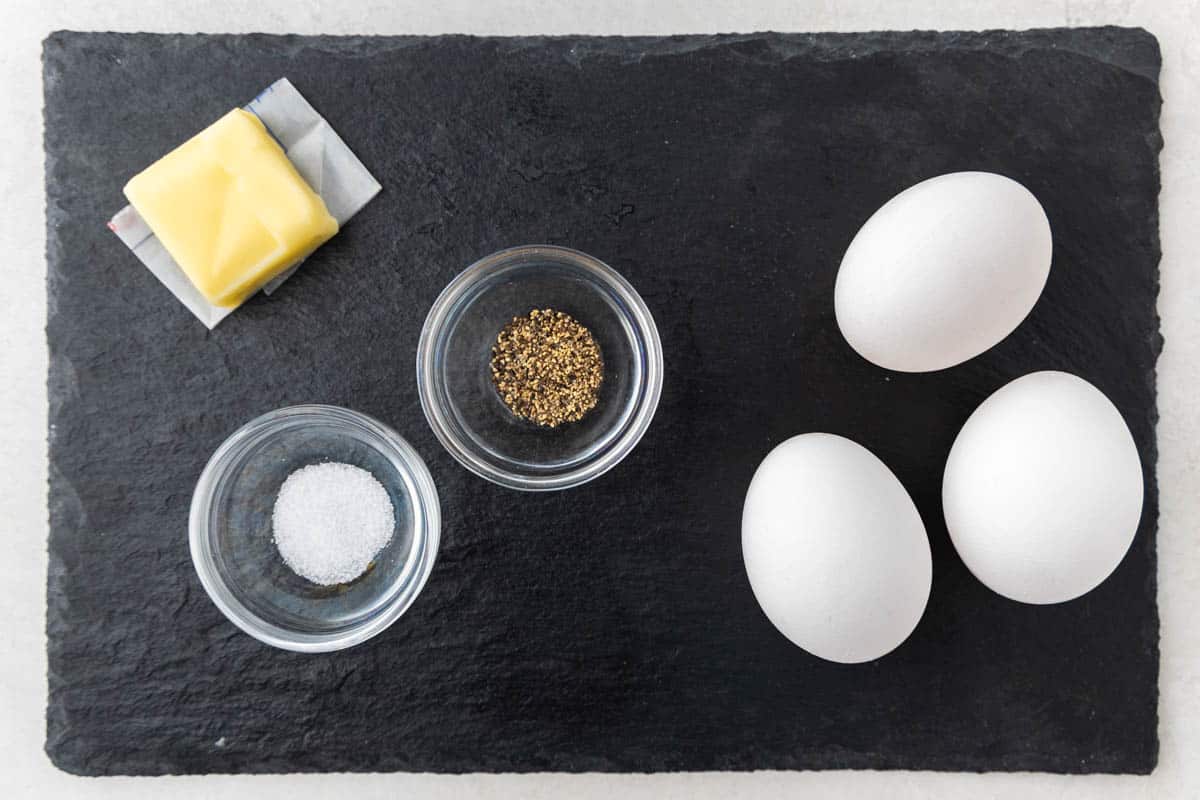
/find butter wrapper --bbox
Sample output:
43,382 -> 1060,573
108,78 -> 381,329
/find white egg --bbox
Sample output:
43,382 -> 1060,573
834,171 -> 1052,372
741,433 -> 932,663
943,371 -> 1144,604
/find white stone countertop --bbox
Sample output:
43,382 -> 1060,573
3,1 -> 1196,797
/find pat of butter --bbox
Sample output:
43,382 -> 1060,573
123,109 -> 339,308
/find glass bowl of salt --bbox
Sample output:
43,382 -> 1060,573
189,405 -> 440,652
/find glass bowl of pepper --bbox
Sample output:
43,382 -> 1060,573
417,245 -> 663,491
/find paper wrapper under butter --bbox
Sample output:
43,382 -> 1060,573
108,78 -> 382,329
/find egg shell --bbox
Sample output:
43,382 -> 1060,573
741,433 -> 932,664
834,171 -> 1052,373
942,371 -> 1144,604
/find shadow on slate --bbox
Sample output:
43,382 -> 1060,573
43,28 -> 1161,776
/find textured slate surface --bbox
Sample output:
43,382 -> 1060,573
44,29 -> 1162,775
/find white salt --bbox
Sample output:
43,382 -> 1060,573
271,462 -> 396,586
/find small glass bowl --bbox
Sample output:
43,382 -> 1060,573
417,245 -> 663,491
189,405 -> 440,653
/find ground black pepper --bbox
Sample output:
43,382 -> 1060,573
490,308 -> 604,428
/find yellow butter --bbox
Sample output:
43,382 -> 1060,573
123,109 -> 338,308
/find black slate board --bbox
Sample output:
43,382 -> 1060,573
44,28 -> 1162,776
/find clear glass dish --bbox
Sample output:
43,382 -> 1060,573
417,245 -> 663,491
189,405 -> 440,652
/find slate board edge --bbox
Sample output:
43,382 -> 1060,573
42,26 -> 1162,80
43,27 -> 1163,777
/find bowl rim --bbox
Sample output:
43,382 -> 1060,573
188,404 -> 441,653
416,244 -> 664,492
